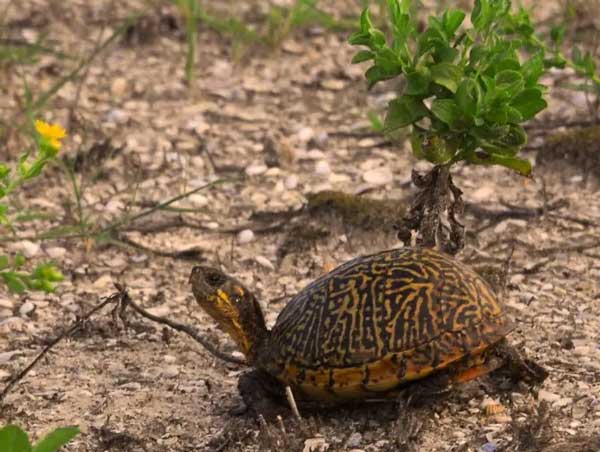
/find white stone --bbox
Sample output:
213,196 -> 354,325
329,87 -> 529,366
120,382 -> 142,391
161,365 -> 180,378
17,241 -> 40,258
362,167 -> 393,186
346,432 -> 362,448
315,160 -> 331,176
189,193 -> 208,208
146,304 -> 171,317
296,127 -> 314,142
470,185 -> 495,202
93,274 -> 113,289
303,437 -> 329,452
254,256 -> 275,271
19,302 -> 35,317
245,163 -> 268,176
46,247 -> 67,259
285,174 -> 299,190
237,229 -> 255,244
538,390 -> 561,403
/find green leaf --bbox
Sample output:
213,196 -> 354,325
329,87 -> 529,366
469,151 -> 532,175
484,106 -> 508,124
365,64 -> 398,89
33,263 -> 64,283
521,53 -> 544,86
430,62 -> 462,93
17,153 -> 31,178
405,69 -> 431,95
550,25 -> 565,46
0,255 -> 9,270
0,163 -> 10,180
2,272 -> 27,293
431,98 -> 461,127
456,78 -> 481,117
384,96 -> 428,131
494,70 -> 524,99
443,9 -> 465,35
510,88 -> 547,120
0,425 -> 31,452
360,7 -> 373,32
351,50 -> 374,64
348,31 -> 371,47
32,427 -> 79,452
374,47 -> 402,74
411,133 -> 456,164
471,0 -> 490,30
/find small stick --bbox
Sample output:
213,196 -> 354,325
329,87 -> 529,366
276,415 -> 287,435
119,289 -> 246,366
285,385 -> 302,420
0,292 -> 122,403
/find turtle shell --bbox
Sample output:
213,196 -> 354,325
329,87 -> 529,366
264,247 -> 514,400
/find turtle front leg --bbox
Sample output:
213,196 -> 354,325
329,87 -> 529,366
237,370 -> 290,420
493,341 -> 549,385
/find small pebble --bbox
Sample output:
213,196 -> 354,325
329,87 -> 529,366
110,77 -> 128,97
93,274 -> 113,289
315,160 -> 331,176
285,174 -> 299,190
19,302 -> 35,317
303,437 -> 328,452
46,247 -> 67,259
120,382 -> 142,391
17,241 -> 40,258
479,442 -> 497,452
254,256 -> 275,271
245,163 -> 268,176
346,432 -> 362,448
538,389 -> 561,403
189,193 -> 208,208
237,229 -> 255,244
161,365 -> 180,378
362,167 -> 393,186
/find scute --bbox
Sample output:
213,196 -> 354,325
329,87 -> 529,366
268,247 -> 513,397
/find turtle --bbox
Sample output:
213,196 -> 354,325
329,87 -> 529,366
189,247 -> 547,415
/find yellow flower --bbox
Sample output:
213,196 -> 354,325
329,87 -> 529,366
35,119 -> 67,150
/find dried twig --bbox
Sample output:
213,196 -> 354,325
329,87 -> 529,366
0,291 -> 122,403
119,288 -> 246,366
285,386 -> 302,421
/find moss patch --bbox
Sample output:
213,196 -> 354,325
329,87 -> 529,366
306,190 -> 405,231
538,126 -> 600,179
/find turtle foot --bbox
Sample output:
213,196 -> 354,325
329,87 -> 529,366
238,370 -> 290,421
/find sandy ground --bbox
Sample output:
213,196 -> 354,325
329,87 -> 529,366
0,1 -> 599,451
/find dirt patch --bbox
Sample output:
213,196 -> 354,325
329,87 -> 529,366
537,125 -> 600,187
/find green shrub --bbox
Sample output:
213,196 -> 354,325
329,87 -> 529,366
0,424 -> 79,452
349,0 -> 596,175
0,120 -> 65,293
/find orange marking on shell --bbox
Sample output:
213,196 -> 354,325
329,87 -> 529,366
278,318 -> 512,402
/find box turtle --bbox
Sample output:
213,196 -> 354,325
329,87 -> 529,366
190,247 -> 546,414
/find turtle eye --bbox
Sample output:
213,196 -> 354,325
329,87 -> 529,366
206,271 -> 225,287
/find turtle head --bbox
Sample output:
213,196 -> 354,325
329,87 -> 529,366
189,265 -> 268,363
